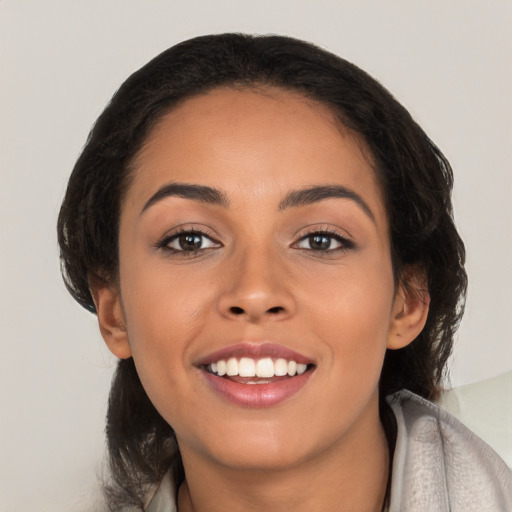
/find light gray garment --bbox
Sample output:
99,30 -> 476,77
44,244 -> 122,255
387,390 -> 512,511
146,471 -> 176,512
146,390 -> 512,511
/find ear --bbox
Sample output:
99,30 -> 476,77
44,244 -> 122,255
89,274 -> 132,359
387,266 -> 430,350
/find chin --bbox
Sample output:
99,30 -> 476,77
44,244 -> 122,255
208,442 -> 313,472
179,413 -> 341,473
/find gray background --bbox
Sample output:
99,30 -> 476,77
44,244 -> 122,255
1,1 -> 511,510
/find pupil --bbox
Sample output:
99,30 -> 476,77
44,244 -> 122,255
179,234 -> 202,250
311,235 -> 330,250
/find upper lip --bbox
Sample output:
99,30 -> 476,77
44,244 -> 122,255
196,342 -> 314,366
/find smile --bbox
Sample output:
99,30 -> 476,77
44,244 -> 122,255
197,343 -> 316,407
206,357 -> 309,380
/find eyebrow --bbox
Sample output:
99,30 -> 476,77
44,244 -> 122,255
141,183 -> 230,215
278,185 -> 375,223
140,182 -> 375,223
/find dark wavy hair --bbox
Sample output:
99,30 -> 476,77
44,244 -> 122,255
57,33 -> 467,510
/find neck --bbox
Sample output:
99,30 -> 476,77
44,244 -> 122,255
177,397 -> 390,512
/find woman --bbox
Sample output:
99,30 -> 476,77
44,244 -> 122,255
57,34 -> 512,511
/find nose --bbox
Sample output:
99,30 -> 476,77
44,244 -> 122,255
216,247 -> 296,323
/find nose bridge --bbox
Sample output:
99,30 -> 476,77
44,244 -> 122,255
217,239 -> 294,321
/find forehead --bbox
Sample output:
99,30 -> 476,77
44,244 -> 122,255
126,87 -> 385,220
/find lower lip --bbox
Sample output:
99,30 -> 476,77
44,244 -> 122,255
200,369 -> 314,407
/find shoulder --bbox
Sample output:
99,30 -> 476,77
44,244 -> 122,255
386,389 -> 512,511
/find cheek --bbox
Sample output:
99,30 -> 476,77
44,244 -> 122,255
121,254 -> 211,339
303,261 -> 395,372
118,260 -> 214,399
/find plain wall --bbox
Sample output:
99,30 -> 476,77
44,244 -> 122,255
1,1 -> 511,510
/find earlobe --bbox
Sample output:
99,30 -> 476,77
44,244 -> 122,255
387,267 -> 430,350
89,275 -> 132,359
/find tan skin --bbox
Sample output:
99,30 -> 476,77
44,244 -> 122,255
92,87 -> 429,512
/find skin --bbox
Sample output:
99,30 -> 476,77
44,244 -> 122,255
92,87 -> 429,512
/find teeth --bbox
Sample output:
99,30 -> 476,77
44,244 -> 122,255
207,357 -> 309,378
217,360 -> 227,376
274,358 -> 288,376
239,357 -> 256,377
226,358 -> 238,376
287,360 -> 297,376
256,358 -> 274,378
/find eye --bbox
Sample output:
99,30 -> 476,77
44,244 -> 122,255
159,230 -> 221,253
294,231 -> 353,252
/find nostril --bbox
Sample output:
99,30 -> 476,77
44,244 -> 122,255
228,306 -> 284,316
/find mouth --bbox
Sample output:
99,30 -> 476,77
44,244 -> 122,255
203,357 -> 311,383
197,344 -> 316,407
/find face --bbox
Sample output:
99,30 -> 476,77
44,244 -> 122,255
99,87 -> 421,472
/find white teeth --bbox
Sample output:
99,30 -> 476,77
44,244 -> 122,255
274,358 -> 288,376
256,358 -> 274,378
207,357 -> 309,379
217,360 -> 227,376
287,360 -> 297,376
239,357 -> 256,377
226,358 -> 238,376
297,363 -> 307,375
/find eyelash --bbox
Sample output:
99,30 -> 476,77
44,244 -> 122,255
155,227 -> 222,256
292,228 -> 355,254
155,227 -> 355,257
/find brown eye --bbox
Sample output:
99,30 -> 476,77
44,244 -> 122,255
164,231 -> 220,252
308,235 -> 332,250
296,233 -> 345,251
177,233 -> 203,251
